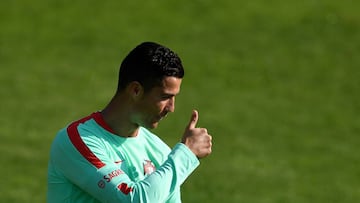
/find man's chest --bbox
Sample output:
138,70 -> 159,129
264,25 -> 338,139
107,144 -> 166,181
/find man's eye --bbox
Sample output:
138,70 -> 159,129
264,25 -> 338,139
161,95 -> 173,100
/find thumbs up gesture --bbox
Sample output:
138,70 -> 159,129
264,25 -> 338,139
181,110 -> 212,159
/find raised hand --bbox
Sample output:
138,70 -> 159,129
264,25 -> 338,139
181,110 -> 212,159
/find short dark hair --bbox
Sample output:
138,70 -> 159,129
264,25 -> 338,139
117,42 -> 184,92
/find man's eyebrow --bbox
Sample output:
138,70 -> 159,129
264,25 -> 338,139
162,93 -> 175,97
162,92 -> 179,97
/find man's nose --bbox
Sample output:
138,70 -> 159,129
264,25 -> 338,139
167,97 -> 175,112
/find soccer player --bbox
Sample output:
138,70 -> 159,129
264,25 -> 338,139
47,42 -> 213,203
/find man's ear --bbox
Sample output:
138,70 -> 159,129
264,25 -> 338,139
126,81 -> 144,100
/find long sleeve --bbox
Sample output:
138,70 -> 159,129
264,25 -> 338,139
48,126 -> 199,203
109,143 -> 199,202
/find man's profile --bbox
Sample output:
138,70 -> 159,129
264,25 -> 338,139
47,42 -> 212,203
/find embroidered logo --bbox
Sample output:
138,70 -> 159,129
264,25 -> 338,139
98,180 -> 105,189
114,160 -> 123,164
118,183 -> 133,195
103,169 -> 124,182
143,160 -> 156,175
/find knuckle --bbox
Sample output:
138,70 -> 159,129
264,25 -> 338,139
200,128 -> 208,133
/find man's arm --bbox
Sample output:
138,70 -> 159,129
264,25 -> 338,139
49,110 -> 211,203
51,131 -> 199,203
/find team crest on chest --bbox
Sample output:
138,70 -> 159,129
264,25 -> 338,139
143,160 -> 156,175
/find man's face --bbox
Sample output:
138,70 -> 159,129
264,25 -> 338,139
134,76 -> 182,129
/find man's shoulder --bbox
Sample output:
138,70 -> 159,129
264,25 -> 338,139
52,113 -> 104,147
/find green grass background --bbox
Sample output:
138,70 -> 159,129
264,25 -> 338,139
1,0 -> 360,202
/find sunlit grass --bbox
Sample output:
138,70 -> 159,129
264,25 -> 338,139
1,0 -> 359,202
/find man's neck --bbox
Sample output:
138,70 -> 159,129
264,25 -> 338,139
101,95 -> 139,137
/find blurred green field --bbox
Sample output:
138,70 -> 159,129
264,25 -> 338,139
1,0 -> 360,202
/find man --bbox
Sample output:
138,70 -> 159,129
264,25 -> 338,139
47,42 -> 212,203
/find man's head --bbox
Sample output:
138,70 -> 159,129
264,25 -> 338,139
116,42 -> 184,129
117,42 -> 184,93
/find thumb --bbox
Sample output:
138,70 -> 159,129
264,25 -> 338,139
186,110 -> 198,129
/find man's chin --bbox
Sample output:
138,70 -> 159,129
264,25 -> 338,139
144,121 -> 160,129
